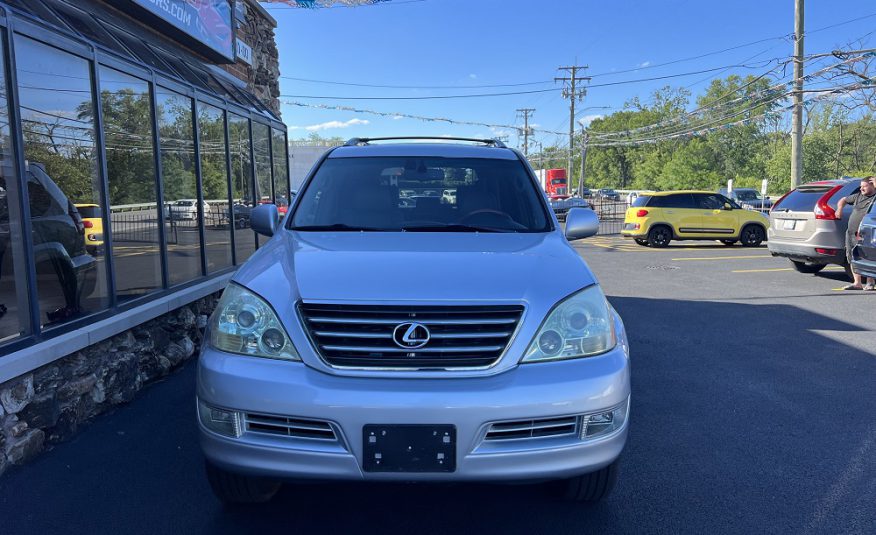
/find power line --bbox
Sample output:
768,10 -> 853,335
279,59 -> 779,101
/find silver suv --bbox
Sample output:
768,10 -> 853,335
768,178 -> 860,278
197,137 -> 630,504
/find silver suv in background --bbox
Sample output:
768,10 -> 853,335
197,137 -> 630,505
768,178 -> 860,279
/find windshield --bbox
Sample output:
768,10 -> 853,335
735,190 -> 760,201
291,156 -> 551,232
551,179 -> 566,185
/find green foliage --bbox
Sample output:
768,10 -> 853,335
531,76 -> 876,195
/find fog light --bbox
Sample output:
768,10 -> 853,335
581,397 -> 629,439
197,399 -> 243,438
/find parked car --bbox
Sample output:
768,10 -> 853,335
579,187 -> 592,198
622,190 -> 769,247
768,178 -> 860,279
74,203 -> 104,254
719,188 -> 773,211
167,199 -> 210,221
551,196 -> 591,221
852,211 -> 876,279
596,188 -> 620,201
231,202 -> 252,229
197,137 -> 630,505
22,163 -> 96,322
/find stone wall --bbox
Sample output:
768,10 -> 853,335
0,293 -> 221,478
222,1 -> 281,116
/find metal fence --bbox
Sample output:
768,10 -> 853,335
591,199 -> 628,235
109,202 -> 232,246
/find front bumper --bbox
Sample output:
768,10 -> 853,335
197,344 -> 630,482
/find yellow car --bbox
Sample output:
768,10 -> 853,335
74,203 -> 104,254
621,190 -> 769,247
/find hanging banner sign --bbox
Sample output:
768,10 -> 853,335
123,1 -> 234,61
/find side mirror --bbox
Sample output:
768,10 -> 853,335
723,203 -> 733,211
564,207 -> 600,240
251,203 -> 279,237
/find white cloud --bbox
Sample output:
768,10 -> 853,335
392,115 -> 405,120
469,74 -> 477,79
289,118 -> 370,131
578,114 -> 604,127
637,61 -> 651,68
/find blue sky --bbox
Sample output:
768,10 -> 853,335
263,0 -> 876,148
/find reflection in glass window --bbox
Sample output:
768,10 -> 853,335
15,35 -> 108,328
253,122 -> 272,205
98,67 -> 162,301
157,89 -> 203,285
272,128 -> 290,216
228,114 -> 254,263
0,34 -> 30,344
198,104 -> 232,272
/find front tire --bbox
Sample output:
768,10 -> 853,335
647,226 -> 672,248
205,462 -> 281,504
791,261 -> 826,274
561,460 -> 619,503
739,225 -> 765,247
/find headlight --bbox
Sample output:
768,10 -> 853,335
521,285 -> 616,363
209,283 -> 300,361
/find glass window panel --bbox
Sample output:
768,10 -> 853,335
157,88 -> 202,285
53,1 -> 123,48
228,114 -> 254,263
272,128 -> 290,216
253,122 -> 272,205
15,35 -> 109,329
198,104 -> 232,272
98,66 -> 162,301
0,32 -> 30,344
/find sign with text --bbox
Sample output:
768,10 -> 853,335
236,39 -> 253,66
127,0 -> 234,61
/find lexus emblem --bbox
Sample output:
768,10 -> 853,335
392,322 -> 431,349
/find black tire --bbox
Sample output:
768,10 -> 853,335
647,226 -> 672,248
791,261 -> 826,274
634,238 -> 649,246
205,462 -> 281,504
562,460 -> 619,503
720,240 -> 737,246
739,225 -> 765,247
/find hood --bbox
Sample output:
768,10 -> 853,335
235,231 -> 593,307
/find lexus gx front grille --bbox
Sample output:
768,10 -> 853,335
299,303 -> 524,369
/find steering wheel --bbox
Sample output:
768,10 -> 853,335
458,209 -> 512,223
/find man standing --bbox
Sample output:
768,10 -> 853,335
836,177 -> 876,290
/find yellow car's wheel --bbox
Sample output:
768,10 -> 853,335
648,226 -> 672,248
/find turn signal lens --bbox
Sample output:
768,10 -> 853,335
636,209 -> 649,217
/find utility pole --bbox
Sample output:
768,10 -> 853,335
791,0 -> 804,188
556,65 -> 590,182
516,108 -> 535,157
579,125 -> 589,197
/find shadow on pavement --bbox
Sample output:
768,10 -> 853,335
1,297 -> 874,535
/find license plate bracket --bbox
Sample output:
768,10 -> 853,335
363,425 -> 456,473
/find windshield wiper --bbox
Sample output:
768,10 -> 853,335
401,224 -> 512,233
290,223 -> 389,232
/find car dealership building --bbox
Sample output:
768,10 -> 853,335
0,0 -> 287,474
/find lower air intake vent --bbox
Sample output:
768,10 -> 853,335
244,413 -> 337,441
484,416 -> 579,441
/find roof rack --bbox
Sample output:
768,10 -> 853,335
343,136 -> 507,148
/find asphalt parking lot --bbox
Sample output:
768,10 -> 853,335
2,236 -> 875,534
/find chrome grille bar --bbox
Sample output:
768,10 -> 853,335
299,303 -> 524,370
485,416 -> 579,441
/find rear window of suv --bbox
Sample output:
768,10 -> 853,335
291,156 -> 551,233
773,182 -> 858,212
